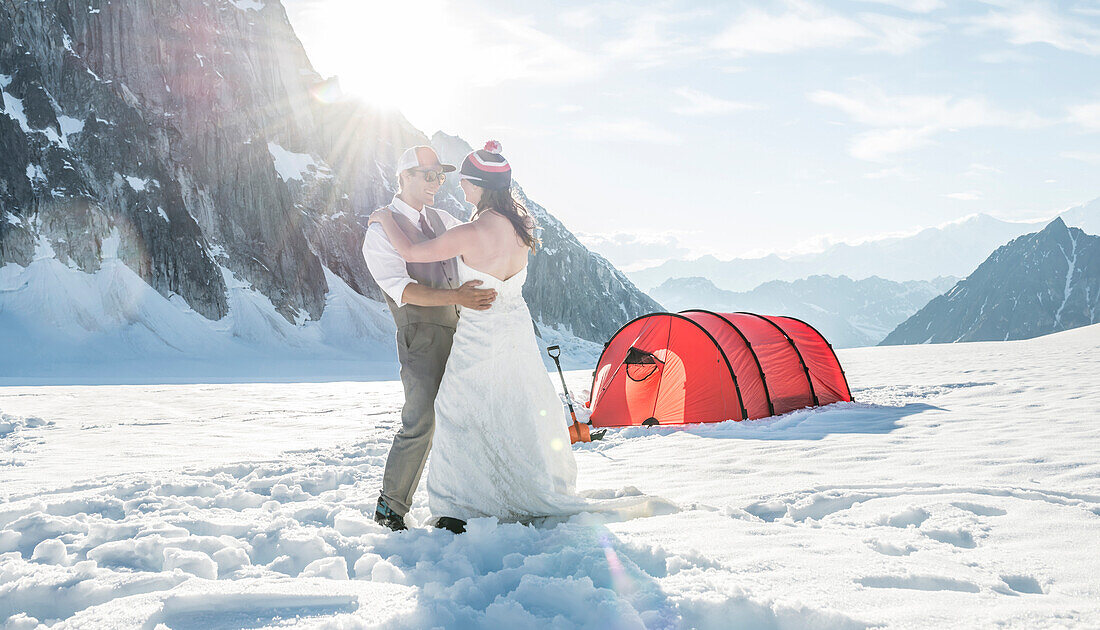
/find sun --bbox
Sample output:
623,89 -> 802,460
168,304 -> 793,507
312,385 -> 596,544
290,0 -> 471,126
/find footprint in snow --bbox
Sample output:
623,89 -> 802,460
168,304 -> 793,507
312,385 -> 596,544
998,574 -> 1045,595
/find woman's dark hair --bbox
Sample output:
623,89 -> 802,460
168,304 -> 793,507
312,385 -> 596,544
475,187 -> 539,250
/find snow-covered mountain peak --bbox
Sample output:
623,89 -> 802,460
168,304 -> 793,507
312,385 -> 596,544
882,220 -> 1099,345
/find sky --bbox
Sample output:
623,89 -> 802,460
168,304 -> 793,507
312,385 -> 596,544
282,0 -> 1100,270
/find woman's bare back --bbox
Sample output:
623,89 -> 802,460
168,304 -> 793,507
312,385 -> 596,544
459,211 -> 531,281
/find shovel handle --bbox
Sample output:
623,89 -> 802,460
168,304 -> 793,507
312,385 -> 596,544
548,345 -> 594,444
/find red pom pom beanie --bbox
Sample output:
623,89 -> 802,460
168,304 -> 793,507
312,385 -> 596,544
456,140 -> 512,191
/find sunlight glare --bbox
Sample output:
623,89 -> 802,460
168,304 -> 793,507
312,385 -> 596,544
297,0 -> 470,126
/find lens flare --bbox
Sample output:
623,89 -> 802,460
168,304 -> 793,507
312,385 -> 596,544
310,77 -> 343,104
599,534 -> 636,597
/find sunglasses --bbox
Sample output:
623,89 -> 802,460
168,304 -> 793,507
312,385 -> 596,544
413,169 -> 446,184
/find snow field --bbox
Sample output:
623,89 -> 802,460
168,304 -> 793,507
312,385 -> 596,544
0,257 -> 598,385
1,324 -> 1099,627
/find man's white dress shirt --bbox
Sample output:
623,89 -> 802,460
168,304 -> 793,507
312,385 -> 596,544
361,196 -> 463,306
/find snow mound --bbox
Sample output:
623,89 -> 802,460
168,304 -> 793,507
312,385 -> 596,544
538,320 -> 603,370
56,578 -> 414,628
267,142 -> 332,182
0,413 -> 52,438
228,0 -> 266,11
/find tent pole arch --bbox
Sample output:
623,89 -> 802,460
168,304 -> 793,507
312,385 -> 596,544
660,312 -> 748,420
771,315 -> 854,401
587,312 -> 675,407
736,312 -> 820,407
679,309 -> 775,417
590,312 -> 749,422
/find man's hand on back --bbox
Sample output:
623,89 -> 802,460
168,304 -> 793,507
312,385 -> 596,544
455,280 -> 496,311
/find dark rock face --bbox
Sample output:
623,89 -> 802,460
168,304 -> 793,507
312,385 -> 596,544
881,219 -> 1100,345
0,0 -> 657,344
1,1 -> 230,318
650,274 -> 956,348
431,133 -> 663,342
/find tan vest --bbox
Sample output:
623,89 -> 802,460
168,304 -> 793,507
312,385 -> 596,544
381,206 -> 461,329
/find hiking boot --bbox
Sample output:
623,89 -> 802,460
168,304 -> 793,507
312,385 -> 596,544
435,516 -> 466,534
374,498 -> 407,531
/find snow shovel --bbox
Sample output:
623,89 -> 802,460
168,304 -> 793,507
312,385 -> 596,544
546,345 -> 606,443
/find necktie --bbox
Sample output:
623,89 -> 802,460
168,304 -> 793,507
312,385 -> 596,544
418,213 -> 435,239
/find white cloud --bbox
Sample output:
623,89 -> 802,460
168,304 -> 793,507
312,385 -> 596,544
977,49 -> 1034,63
558,7 -> 598,29
571,118 -> 682,145
809,88 -> 1050,160
849,127 -> 937,161
858,0 -> 944,12
970,2 -> 1100,55
1061,150 -> 1100,164
671,87 -> 755,116
859,14 -> 944,54
480,123 -> 552,140
1074,4 -> 1100,18
809,89 -> 1043,128
713,4 -> 869,55
602,9 -> 709,68
863,166 -> 914,179
485,17 -> 603,85
1068,102 -> 1100,131
965,162 -> 1003,176
944,191 -> 983,200
576,231 -> 700,271
712,2 -> 939,56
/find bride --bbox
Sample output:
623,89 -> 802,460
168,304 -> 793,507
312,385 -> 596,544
372,142 -> 666,532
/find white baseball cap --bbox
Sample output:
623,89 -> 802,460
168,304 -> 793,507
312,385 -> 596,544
395,146 -> 455,175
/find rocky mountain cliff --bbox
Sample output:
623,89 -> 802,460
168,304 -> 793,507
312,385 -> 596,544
628,207 -> 1100,292
650,274 -> 956,348
0,0 -> 656,357
881,219 -> 1100,345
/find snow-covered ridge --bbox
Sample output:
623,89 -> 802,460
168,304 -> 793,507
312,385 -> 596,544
267,142 -> 332,182
0,256 -> 597,384
0,257 -> 398,384
883,218 -> 1100,345
228,0 -> 266,11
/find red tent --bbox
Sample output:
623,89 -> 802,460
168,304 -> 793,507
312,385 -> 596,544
586,311 -> 852,427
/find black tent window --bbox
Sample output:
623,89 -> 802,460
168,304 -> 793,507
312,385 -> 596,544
625,347 -> 661,382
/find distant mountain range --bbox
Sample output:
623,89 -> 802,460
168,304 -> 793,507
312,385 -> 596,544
881,218 -> 1099,345
650,275 -> 957,348
629,199 -> 1100,292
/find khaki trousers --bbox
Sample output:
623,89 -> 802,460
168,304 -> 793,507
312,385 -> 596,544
380,322 -> 455,516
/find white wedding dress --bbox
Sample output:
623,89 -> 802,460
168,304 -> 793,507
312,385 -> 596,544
427,258 -> 671,523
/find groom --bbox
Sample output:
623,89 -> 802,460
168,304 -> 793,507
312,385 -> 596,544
362,145 -> 497,531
